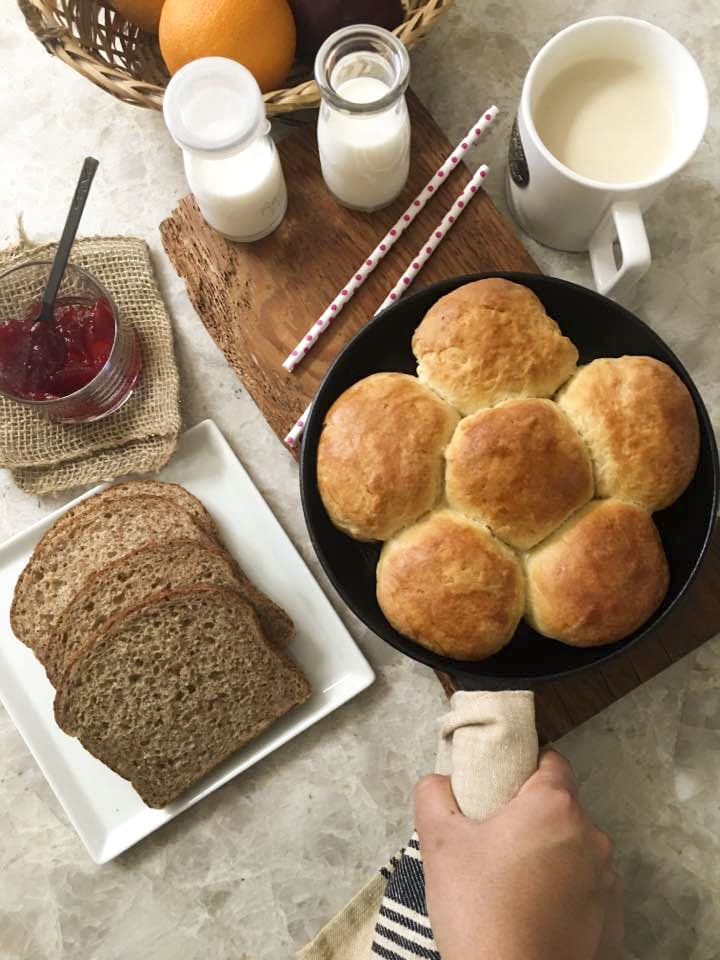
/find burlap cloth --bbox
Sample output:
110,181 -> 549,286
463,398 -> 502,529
0,234 -> 181,494
297,691 -> 538,959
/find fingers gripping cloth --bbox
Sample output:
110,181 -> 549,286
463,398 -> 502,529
297,691 -> 539,960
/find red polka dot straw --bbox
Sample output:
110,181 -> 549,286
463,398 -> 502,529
376,163 -> 490,315
281,106 -> 498,378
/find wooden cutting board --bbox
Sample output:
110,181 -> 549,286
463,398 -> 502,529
161,91 -> 720,742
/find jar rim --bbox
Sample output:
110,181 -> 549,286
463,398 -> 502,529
314,24 -> 411,115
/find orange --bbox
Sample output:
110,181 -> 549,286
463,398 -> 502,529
110,0 -> 165,34
159,0 -> 296,93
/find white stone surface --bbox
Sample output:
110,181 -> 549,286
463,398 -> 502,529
1,1 -> 719,957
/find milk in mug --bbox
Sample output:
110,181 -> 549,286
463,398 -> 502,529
533,57 -> 676,184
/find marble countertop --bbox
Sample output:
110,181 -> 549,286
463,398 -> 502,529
1,1 -> 719,957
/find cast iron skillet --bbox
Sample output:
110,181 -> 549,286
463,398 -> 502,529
300,273 -> 719,689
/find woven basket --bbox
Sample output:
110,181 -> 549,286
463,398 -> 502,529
18,0 -> 453,115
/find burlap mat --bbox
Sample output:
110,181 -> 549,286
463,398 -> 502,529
0,235 -> 181,494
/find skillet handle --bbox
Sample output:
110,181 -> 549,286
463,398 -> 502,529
435,691 -> 539,820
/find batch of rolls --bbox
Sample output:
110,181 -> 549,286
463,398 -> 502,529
316,279 -> 700,661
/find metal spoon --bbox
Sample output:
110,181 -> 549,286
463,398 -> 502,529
29,157 -> 99,375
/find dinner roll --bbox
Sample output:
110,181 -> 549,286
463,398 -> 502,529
525,499 -> 669,647
317,373 -> 459,541
557,356 -> 699,512
412,278 -> 578,414
377,510 -> 525,660
445,399 -> 594,550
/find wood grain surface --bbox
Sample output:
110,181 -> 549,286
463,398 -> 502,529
160,91 -> 537,454
160,91 -> 720,737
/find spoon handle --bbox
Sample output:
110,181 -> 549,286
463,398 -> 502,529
41,157 -> 99,316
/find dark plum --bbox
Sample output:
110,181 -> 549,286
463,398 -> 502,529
289,0 -> 404,60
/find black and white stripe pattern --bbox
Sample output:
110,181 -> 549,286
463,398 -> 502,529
372,832 -> 441,960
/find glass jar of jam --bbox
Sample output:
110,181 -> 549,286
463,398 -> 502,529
0,261 -> 141,422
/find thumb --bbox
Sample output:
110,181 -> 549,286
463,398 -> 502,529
414,774 -> 462,836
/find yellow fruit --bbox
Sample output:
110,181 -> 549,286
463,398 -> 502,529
110,0 -> 165,34
159,0 -> 296,93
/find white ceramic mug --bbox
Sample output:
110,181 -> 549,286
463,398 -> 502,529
506,17 -> 708,298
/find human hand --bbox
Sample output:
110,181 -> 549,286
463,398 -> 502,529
414,750 -> 623,960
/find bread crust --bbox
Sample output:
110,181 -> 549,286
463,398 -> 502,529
37,481 -> 220,545
412,278 -> 578,415
557,356 -> 699,511
54,586 -> 310,807
525,499 -> 670,646
44,537 -> 293,688
445,398 -> 593,549
376,509 -> 525,660
317,373 -> 459,541
10,495 -> 212,659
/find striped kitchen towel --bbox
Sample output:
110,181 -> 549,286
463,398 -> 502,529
297,691 -> 538,960
373,832 -> 439,959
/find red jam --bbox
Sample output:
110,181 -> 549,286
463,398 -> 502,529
0,297 -> 115,401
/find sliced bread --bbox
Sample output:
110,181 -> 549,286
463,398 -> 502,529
37,481 -> 219,547
10,496 -> 211,662
55,587 -> 311,808
45,538 -> 294,687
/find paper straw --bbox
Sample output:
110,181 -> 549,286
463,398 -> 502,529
284,162 -> 490,449
281,105 -> 498,373
376,164 -> 489,312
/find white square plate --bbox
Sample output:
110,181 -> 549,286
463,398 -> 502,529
0,420 -> 374,863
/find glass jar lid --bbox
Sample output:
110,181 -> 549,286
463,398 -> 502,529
163,57 -> 267,155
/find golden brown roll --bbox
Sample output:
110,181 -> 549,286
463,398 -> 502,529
376,509 -> 525,660
557,356 -> 699,512
317,373 -> 459,541
412,279 -> 578,415
445,399 -> 594,550
525,499 -> 669,647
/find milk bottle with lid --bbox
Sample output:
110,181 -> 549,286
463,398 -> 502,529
315,25 -> 411,212
163,57 -> 287,242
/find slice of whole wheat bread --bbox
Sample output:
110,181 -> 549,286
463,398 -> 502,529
55,587 -> 311,808
10,496 -> 212,663
36,481 -> 219,546
45,538 -> 293,687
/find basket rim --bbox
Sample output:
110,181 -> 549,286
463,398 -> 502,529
18,0 -> 454,114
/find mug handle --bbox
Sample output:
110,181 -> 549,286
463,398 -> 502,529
589,200 -> 651,299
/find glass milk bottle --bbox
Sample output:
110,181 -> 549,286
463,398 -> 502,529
163,57 -> 287,242
315,25 -> 411,212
